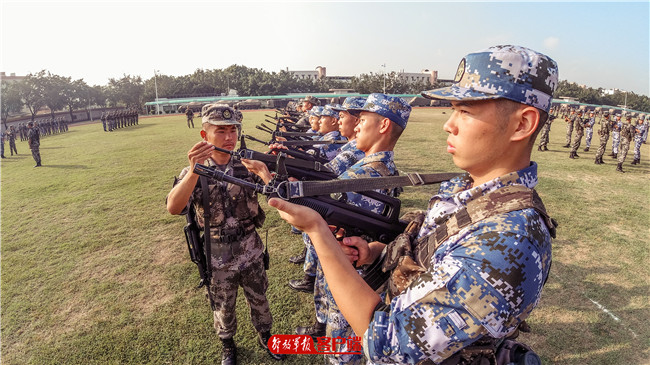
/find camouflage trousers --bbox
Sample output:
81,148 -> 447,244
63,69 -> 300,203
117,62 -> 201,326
187,117 -> 194,128
585,128 -> 593,148
611,132 -> 620,154
595,133 -> 610,159
208,255 -> 272,339
538,123 -> 551,148
9,140 -> 17,155
570,130 -> 584,153
634,136 -> 643,160
643,125 -> 648,142
565,122 -> 573,145
30,147 -> 41,164
617,137 -> 631,163
302,233 -> 318,277
314,261 -> 364,365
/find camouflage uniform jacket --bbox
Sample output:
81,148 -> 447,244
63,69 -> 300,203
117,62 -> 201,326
316,130 -> 346,161
364,162 -> 552,364
598,118 -> 614,136
338,151 -> 398,212
177,158 -> 265,271
27,127 -> 40,149
584,117 -> 596,129
324,139 -> 365,175
621,122 -> 635,140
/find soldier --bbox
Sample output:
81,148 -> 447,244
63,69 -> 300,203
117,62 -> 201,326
233,105 -> 243,123
563,109 -> 576,147
270,45 -> 556,364
642,113 -> 648,144
296,95 -> 320,127
594,112 -> 614,164
166,104 -> 284,365
27,121 -> 42,167
313,105 -> 347,161
186,107 -> 195,128
8,125 -> 18,156
631,115 -> 646,165
101,112 -> 107,132
537,107 -> 556,151
583,111 -> 596,151
1,129 -> 5,158
569,110 -> 585,158
610,114 -> 622,158
616,114 -> 635,172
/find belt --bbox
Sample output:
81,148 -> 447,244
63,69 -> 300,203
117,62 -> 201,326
212,220 -> 256,244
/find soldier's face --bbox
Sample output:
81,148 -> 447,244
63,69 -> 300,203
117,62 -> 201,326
303,101 -> 313,111
355,112 -> 386,153
309,115 -> 320,130
444,100 -> 514,176
338,111 -> 359,139
318,116 -> 338,134
202,124 -> 238,151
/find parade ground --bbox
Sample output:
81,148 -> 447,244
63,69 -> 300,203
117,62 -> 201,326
2,108 -> 648,364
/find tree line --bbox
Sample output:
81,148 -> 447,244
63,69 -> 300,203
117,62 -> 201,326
2,65 -> 648,129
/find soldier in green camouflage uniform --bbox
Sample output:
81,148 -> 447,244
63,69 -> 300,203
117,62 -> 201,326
27,121 -> 41,167
616,115 -> 635,172
167,104 -> 284,365
595,112 -> 614,164
563,109 -> 576,148
569,110 -> 585,158
537,107 -> 555,151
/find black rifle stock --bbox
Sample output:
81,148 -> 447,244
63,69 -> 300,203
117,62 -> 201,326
182,198 -> 210,288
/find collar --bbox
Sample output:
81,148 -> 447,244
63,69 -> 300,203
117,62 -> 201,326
439,162 -> 539,206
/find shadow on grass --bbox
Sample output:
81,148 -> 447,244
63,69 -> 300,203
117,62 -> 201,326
108,124 -> 155,132
42,164 -> 89,169
40,146 -> 65,149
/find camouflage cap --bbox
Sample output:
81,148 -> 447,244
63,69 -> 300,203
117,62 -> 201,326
347,93 -> 411,129
320,105 -> 340,118
422,45 -> 558,113
331,96 -> 366,113
201,104 -> 240,126
309,106 -> 324,117
302,95 -> 320,106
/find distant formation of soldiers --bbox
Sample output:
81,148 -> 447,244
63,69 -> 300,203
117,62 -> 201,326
543,105 -> 648,173
100,109 -> 139,132
16,117 -> 68,141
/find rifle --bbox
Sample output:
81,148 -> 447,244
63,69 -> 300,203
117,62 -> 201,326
182,200 -> 209,288
242,134 -> 330,164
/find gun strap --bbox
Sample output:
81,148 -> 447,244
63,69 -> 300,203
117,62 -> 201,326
240,150 -> 333,172
199,176 -> 212,280
285,172 -> 460,198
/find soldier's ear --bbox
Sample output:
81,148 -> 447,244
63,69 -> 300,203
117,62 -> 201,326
200,130 -> 207,140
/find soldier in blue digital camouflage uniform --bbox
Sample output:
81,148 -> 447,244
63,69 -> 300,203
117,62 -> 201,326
631,115 -> 646,165
583,111 -> 596,151
610,114 -> 622,158
327,97 -> 367,175
296,95 -> 320,128
642,114 -> 648,143
269,45 -> 557,364
167,104 -> 284,365
313,105 -> 347,161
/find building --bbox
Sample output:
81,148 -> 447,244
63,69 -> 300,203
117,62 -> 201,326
0,72 -> 26,84
287,66 -> 438,85
397,69 -> 438,85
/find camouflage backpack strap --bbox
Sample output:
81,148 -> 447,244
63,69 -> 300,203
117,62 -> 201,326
416,185 -> 556,269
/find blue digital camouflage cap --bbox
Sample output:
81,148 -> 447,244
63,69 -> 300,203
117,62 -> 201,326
310,106 -> 324,117
320,105 -> 340,118
332,97 -> 367,112
347,93 -> 411,129
422,45 -> 559,113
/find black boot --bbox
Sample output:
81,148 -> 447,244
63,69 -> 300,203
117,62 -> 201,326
595,157 -> 601,164
584,147 -> 590,152
574,152 -> 580,158
537,145 -> 543,151
258,331 -> 286,361
569,152 -> 575,159
562,144 -> 570,148
612,153 -> 617,159
295,321 -> 326,339
600,156 -> 605,164
288,247 -> 307,265
543,146 -> 548,151
288,274 -> 315,293
221,338 -> 236,365
616,163 -> 624,173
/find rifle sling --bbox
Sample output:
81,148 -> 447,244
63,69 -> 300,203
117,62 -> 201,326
240,150 -> 333,172
280,140 -> 347,146
285,172 -> 460,198
199,176 -> 212,280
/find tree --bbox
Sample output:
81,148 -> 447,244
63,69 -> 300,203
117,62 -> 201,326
1,81 -> 23,128
42,72 -> 69,119
107,74 -> 144,109
61,79 -> 89,121
18,71 -> 46,122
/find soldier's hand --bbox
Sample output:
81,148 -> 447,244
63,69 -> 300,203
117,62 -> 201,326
241,159 -> 272,184
187,141 -> 213,170
268,197 -> 325,234
341,236 -> 374,267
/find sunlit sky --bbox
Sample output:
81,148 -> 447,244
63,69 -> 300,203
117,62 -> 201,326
2,1 -> 648,95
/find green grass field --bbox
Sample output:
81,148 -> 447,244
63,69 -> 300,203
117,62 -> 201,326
2,109 -> 648,364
